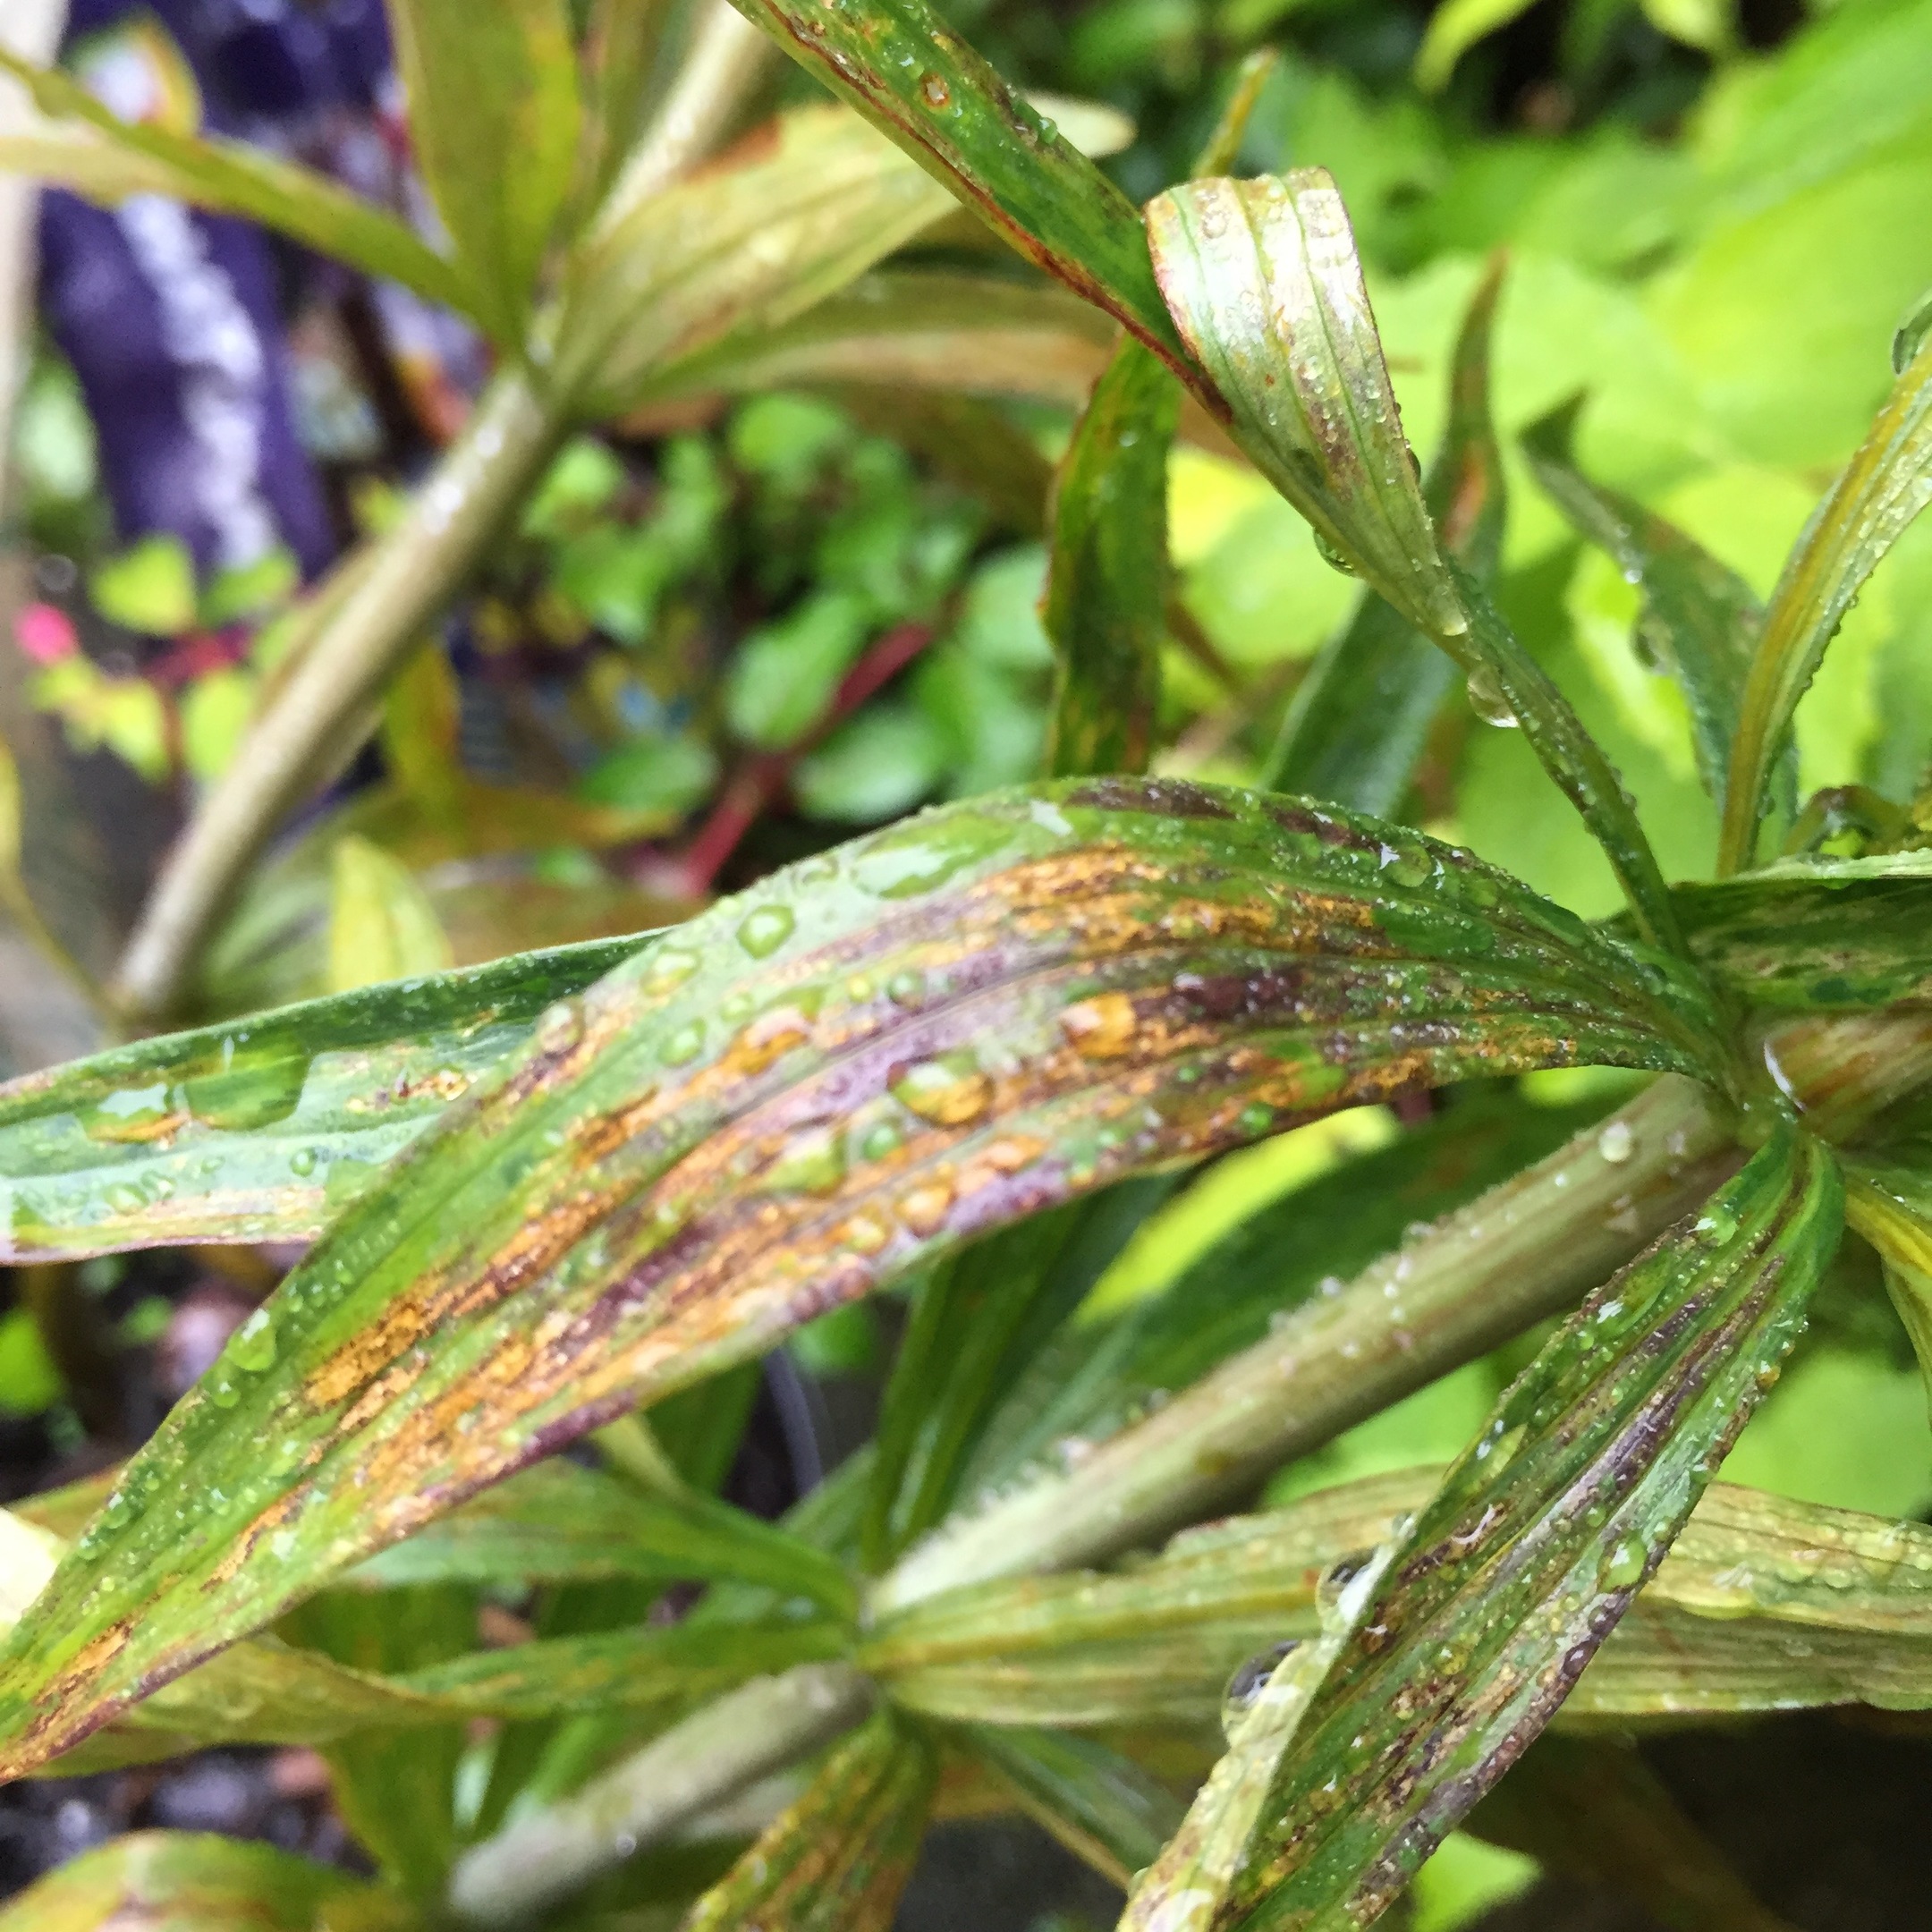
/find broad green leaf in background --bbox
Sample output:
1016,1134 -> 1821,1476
326,836 -> 453,995
0,779 -> 1721,1774
1215,1129 -> 1842,1928
575,0 -> 677,207
1719,327 -> 1932,872
383,0 -> 580,342
0,47 -> 479,325
962,1725 -> 1185,1887
682,1712 -> 935,1932
722,0 -> 1191,373
1145,169 -> 1463,641
1267,255 -> 1507,813
1521,395 -> 1770,820
0,933 -> 650,1261
0,1830 -> 405,1932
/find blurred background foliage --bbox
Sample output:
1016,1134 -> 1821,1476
4,0 -> 1932,1923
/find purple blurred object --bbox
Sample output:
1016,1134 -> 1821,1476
35,0 -> 404,588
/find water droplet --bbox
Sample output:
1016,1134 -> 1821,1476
919,71 -> 951,107
1378,842 -> 1433,889
1059,992 -> 1139,1059
645,947 -> 701,995
1313,529 -> 1358,575
890,1054 -> 992,1126
762,1124 -> 848,1197
896,1180 -> 954,1236
1221,1640 -> 1301,1733
536,999 -> 584,1056
737,904 -> 795,958
1239,1102 -> 1273,1136
860,1118 -> 905,1162
720,990 -> 754,1023
290,1148 -> 317,1177
1465,664 -> 1519,728
1695,1200 -> 1739,1245
1598,1537 -> 1648,1590
843,1209 -> 892,1255
660,1021 -> 706,1067
887,970 -> 925,1007
209,1377 -> 242,1409
1597,1119 -> 1635,1165
79,1082 -> 179,1144
229,1308 -> 278,1373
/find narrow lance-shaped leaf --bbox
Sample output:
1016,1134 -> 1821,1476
0,932 -> 652,1263
1215,1128 -> 1843,1929
1719,326 -> 1932,873
721,0 -> 1191,374
1148,174 -> 1686,958
1521,394 -> 1774,818
1842,1157 -> 1932,1423
1266,253 -> 1506,811
1040,52 -> 1275,780
0,779 -> 1721,1774
681,1712 -> 936,1932
384,0 -> 581,341
0,47 -> 480,325
962,1724 -> 1187,1888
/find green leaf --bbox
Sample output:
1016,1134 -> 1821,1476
561,106 -> 962,418
1720,328 -> 1932,872
0,934 -> 652,1262
0,778 -> 1717,1774
1041,343 -> 1178,777
385,0 -> 580,341
0,1830 -> 403,1932
682,1711 -> 935,1932
1412,0 -> 1539,93
349,1454 -> 852,1610
1521,395 -> 1772,820
962,1724 -> 1186,1887
0,48 -> 479,326
723,0 -> 1191,374
1843,1157 -> 1932,1423
1216,1129 -> 1843,1929
1267,255 -> 1506,813
326,837 -> 453,994
89,535 -> 196,637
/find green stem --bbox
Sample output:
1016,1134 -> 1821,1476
446,1663 -> 872,1927
108,369 -> 563,1023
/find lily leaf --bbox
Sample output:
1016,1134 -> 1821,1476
0,1830 -> 406,1932
0,48 -> 479,326
0,778 -> 1716,1775
1719,327 -> 1932,872
385,0 -> 580,341
682,1711 -> 936,1932
962,1724 -> 1186,1887
1267,254 -> 1506,813
1521,394 -> 1773,819
1216,1128 -> 1842,1928
723,0 -> 1190,371
0,933 -> 650,1263
1842,1157 -> 1932,1423
561,106 -> 960,418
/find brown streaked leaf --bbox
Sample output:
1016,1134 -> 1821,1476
681,1711 -> 936,1932
1719,327 -> 1932,872
0,1830 -> 407,1932
1843,1158 -> 1932,1422
0,49 -> 478,325
722,0 -> 1191,374
1216,1129 -> 1842,1928
0,779 -> 1718,1775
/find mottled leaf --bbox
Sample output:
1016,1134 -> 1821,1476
0,934 -> 650,1262
0,1831 -> 402,1932
1659,855 -> 1932,1013
1266,255 -> 1504,811
962,1724 -> 1185,1886
681,1711 -> 935,1932
1720,328 -> 1932,872
722,0 -> 1190,374
1522,395 -> 1772,818
0,49 -> 478,324
386,0 -> 580,341
0,779 -> 1717,1774
1216,1129 -> 1842,1928
561,106 -> 959,417
1843,1157 -> 1932,1423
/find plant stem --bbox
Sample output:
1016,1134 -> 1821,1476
446,1663 -> 871,1927
109,369 -> 562,1023
871,1073 -> 1738,1611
